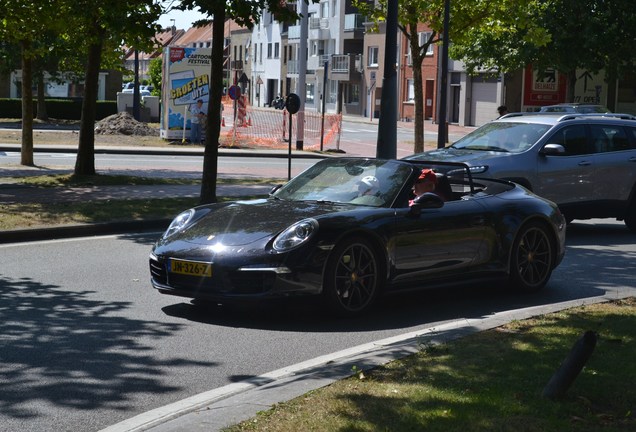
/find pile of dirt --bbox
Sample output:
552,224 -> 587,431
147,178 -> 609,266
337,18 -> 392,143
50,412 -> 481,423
95,112 -> 158,136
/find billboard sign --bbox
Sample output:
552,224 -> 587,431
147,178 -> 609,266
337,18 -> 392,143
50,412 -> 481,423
160,46 -> 211,140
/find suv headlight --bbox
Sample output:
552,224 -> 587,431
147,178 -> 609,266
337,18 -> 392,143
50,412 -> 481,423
273,219 -> 318,252
163,209 -> 195,239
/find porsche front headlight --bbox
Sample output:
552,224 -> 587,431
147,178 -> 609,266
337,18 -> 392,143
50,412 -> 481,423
163,209 -> 195,239
273,219 -> 318,252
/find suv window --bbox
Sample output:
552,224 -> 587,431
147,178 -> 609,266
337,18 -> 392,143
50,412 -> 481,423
546,125 -> 590,155
590,125 -> 630,153
452,122 -> 550,153
625,127 -> 636,149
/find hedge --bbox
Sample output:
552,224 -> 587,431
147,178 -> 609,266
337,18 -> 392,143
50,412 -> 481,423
0,98 -> 117,120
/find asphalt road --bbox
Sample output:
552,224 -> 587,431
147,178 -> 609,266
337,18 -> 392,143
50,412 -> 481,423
1,219 -> 634,432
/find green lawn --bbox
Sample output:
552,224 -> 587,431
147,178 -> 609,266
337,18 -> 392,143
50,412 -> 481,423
224,298 -> 636,432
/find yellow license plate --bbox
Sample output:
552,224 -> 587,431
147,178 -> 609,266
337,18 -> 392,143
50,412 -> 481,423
169,259 -> 212,277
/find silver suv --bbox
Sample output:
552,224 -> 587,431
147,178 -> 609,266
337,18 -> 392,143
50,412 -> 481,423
405,113 -> 636,231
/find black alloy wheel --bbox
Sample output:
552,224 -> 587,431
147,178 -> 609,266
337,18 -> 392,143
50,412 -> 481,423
509,222 -> 554,292
323,237 -> 383,316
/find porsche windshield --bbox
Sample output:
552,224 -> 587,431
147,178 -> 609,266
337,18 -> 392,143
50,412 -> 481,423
272,159 -> 413,207
451,122 -> 551,153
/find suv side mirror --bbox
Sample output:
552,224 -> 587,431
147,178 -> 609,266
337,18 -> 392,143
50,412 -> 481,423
540,144 -> 566,156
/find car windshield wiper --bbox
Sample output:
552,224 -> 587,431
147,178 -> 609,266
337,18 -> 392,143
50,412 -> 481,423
457,145 -> 509,152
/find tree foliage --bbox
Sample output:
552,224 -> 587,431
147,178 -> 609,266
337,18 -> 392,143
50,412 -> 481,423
69,0 -> 163,175
450,0 -> 636,101
176,0 -> 315,204
0,0 -> 71,165
355,0 -> 549,152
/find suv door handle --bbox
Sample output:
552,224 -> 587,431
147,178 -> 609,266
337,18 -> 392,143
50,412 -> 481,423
629,157 -> 636,162
578,161 -> 592,166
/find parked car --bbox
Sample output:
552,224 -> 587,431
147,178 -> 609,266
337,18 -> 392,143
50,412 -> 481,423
122,87 -> 151,96
149,158 -> 566,316
539,103 -> 610,114
405,113 -> 636,231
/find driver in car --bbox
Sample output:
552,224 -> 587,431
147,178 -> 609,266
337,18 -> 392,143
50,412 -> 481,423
409,168 -> 445,205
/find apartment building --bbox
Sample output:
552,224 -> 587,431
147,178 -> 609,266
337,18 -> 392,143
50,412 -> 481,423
247,0 -> 364,115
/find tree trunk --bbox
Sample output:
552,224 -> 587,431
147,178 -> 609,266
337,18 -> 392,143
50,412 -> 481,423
200,7 -> 226,205
36,70 -> 48,121
565,69 -> 577,103
75,40 -> 102,176
20,41 -> 34,166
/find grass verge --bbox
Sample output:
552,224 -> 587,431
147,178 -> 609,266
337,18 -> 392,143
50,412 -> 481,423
224,298 -> 636,432
0,195 -> 263,230
6,173 -> 281,187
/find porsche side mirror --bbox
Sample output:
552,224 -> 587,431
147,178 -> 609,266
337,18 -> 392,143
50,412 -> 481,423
409,192 -> 444,216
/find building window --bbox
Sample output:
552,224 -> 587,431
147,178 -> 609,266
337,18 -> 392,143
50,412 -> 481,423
267,43 -> 272,59
407,79 -> 415,101
274,42 -> 280,59
306,83 -> 315,104
259,43 -> 263,64
328,80 -> 338,104
368,46 -> 379,67
346,84 -> 360,104
321,1 -> 329,18
418,32 -> 434,56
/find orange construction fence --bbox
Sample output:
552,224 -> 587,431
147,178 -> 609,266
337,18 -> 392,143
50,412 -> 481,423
219,95 -> 342,150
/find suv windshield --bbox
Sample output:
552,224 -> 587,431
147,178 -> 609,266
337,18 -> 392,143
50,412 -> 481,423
450,122 -> 551,153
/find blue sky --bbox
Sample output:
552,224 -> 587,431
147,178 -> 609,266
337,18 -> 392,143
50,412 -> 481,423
157,7 -> 207,30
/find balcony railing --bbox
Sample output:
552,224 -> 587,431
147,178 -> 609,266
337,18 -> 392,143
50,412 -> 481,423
330,54 -> 350,72
309,17 -> 329,29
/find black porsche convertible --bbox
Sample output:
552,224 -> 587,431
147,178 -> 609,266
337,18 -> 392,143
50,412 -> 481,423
149,158 -> 566,316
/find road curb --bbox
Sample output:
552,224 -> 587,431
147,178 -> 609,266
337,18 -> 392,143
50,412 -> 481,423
0,219 -> 171,244
0,144 -> 333,159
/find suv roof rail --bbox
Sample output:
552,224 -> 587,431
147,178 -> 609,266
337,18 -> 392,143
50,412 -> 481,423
498,112 -> 544,119
557,113 -> 636,121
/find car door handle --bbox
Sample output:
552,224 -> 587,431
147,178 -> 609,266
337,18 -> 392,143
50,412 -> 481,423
578,161 -> 592,166
471,216 -> 486,226
629,157 -> 636,162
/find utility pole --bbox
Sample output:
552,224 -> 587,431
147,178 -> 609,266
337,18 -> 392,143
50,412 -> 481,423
296,0 -> 308,150
437,0 -> 450,148
376,0 -> 398,159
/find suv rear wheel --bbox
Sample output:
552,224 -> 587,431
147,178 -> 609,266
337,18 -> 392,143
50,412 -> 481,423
625,199 -> 636,233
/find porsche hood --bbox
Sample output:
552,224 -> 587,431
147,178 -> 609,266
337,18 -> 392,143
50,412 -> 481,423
160,198 -> 351,246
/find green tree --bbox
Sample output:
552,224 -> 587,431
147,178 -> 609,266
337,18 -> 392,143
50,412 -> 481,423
450,0 -> 636,103
354,0 -> 548,153
148,57 -> 162,97
71,0 -> 162,175
0,0 -> 68,165
177,0 -> 314,204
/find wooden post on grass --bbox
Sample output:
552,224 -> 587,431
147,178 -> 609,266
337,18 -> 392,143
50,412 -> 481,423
542,331 -> 597,400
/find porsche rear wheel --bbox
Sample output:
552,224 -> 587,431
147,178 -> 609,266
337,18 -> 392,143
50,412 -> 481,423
323,237 -> 384,317
509,222 -> 554,292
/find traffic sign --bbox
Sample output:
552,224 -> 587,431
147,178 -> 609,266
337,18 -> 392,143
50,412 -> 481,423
228,85 -> 241,100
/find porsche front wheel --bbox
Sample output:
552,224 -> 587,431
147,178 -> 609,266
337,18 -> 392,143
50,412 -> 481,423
509,222 -> 554,292
323,237 -> 384,317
